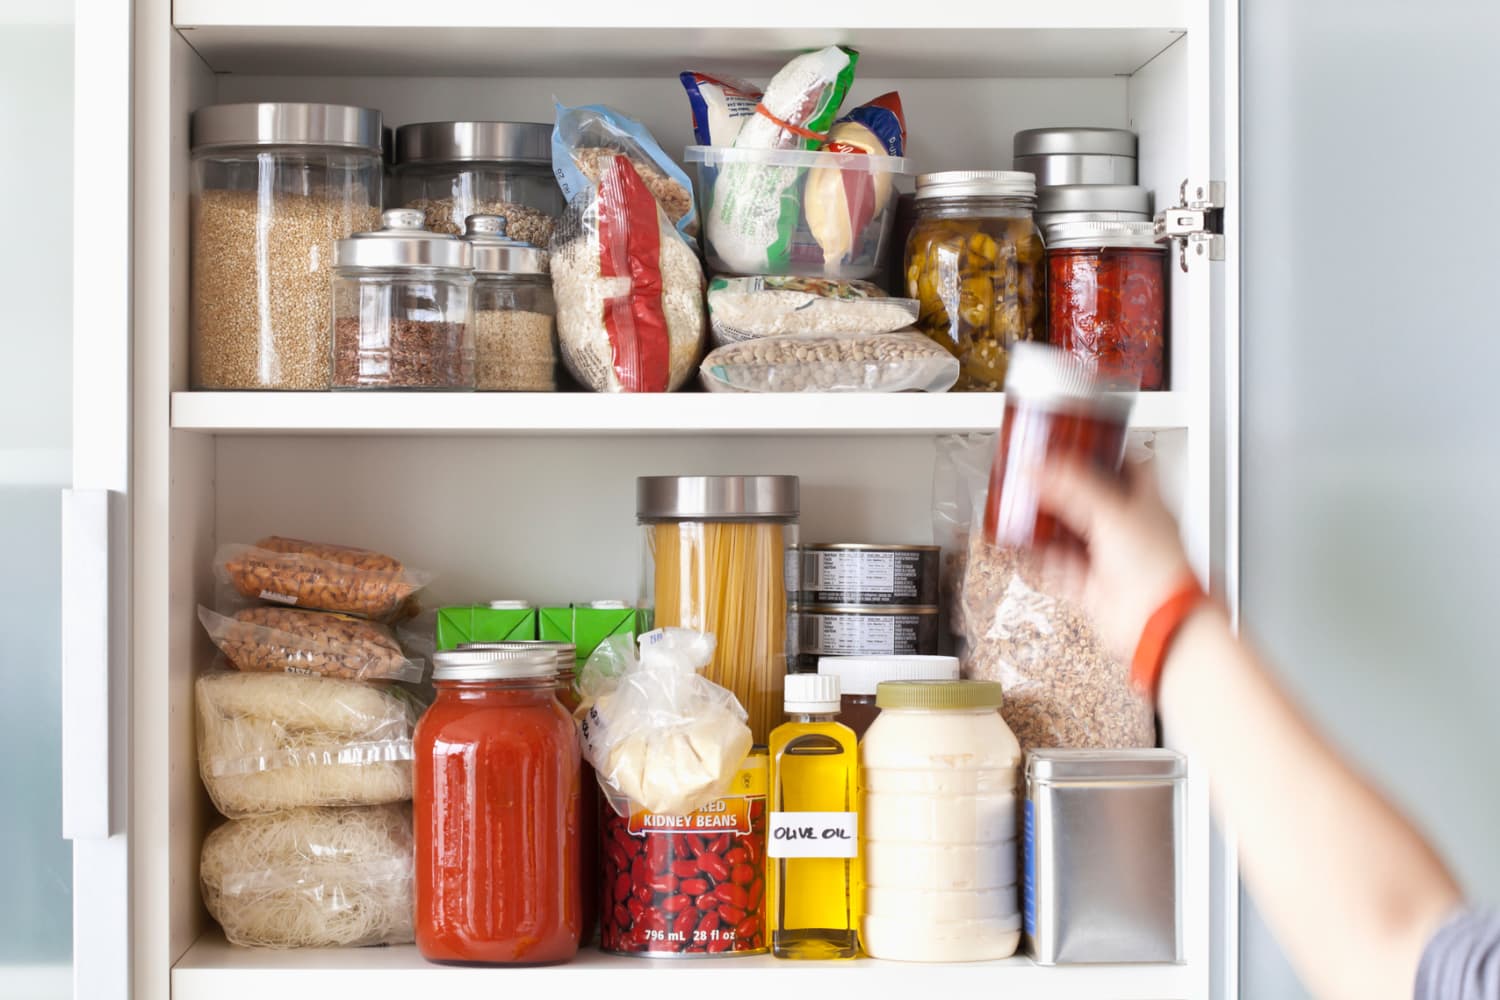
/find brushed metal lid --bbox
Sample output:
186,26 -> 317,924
465,214 -> 548,274
335,208 -> 472,271
1014,127 -> 1137,158
432,646 -> 558,682
457,641 -> 576,674
915,170 -> 1035,200
1036,184 -> 1150,215
191,102 -> 384,154
1045,220 -> 1162,249
636,475 -> 799,521
395,121 -> 551,164
1027,748 -> 1186,782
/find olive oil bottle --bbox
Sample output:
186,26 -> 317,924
768,674 -> 859,959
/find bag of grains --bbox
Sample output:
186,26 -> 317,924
216,536 -> 432,623
552,102 -> 698,238
706,275 -> 919,346
551,159 -> 706,393
700,329 -> 957,393
199,605 -> 426,683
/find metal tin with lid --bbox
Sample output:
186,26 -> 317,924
795,542 -> 939,606
191,102 -> 384,154
335,208 -> 473,271
1013,127 -> 1138,186
636,475 -> 800,522
915,170 -> 1036,201
395,121 -> 551,164
1024,749 -> 1186,965
432,646 -> 559,682
792,604 -> 939,671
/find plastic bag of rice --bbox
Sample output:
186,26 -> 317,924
700,329 -> 958,393
707,275 -> 918,346
200,804 -> 414,948
196,669 -> 418,818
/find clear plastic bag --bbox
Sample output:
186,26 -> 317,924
217,536 -> 431,622
575,628 -> 753,818
552,102 -> 697,238
935,432 -> 1158,751
706,275 -> 918,345
196,668 -> 418,818
199,605 -> 425,683
551,160 -> 706,393
200,804 -> 415,948
700,330 -> 958,393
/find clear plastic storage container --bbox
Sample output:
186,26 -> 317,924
463,215 -> 558,391
637,475 -> 799,744
331,209 -> 475,390
686,145 -> 910,280
190,102 -> 384,390
394,121 -> 562,245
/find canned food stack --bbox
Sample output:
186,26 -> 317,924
791,543 -> 942,671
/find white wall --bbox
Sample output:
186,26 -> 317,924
1240,1 -> 1500,996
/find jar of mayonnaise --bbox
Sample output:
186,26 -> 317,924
859,680 -> 1022,962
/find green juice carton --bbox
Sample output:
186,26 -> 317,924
435,601 -> 538,651
539,602 -> 643,662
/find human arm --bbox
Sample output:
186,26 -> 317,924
1037,459 -> 1463,1000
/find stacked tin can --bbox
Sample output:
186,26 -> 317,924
790,544 -> 941,671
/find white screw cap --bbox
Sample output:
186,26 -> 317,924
784,673 -> 841,714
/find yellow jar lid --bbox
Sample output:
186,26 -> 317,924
875,679 -> 1003,711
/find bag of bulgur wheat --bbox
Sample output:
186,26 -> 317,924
935,434 -> 1157,753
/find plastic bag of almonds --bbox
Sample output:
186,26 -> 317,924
699,329 -> 958,393
200,605 -> 425,683
217,537 -> 432,622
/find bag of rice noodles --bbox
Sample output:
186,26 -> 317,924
200,804 -> 414,948
196,669 -> 418,818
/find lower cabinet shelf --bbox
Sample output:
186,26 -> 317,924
172,930 -> 1197,1000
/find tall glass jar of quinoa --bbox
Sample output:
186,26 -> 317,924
904,171 -> 1046,391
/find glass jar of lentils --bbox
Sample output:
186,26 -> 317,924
331,209 -> 476,390
463,215 -> 558,391
190,102 -> 384,390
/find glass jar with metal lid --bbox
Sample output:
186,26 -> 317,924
415,646 -> 581,964
1012,127 -> 1138,186
331,208 -> 475,390
904,171 -> 1047,391
637,475 -> 800,744
1045,220 -> 1168,390
190,102 -> 384,390
463,215 -> 559,391
1034,184 -> 1151,232
394,121 -> 561,245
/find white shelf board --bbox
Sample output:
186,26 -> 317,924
173,0 -> 1186,77
173,931 -> 1195,1000
170,390 -> 1189,436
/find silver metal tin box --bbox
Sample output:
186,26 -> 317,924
1024,749 -> 1186,965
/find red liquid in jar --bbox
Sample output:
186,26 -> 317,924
1047,246 -> 1167,390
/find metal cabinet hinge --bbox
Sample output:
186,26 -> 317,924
1155,180 -> 1225,271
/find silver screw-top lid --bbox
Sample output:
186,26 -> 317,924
1003,341 -> 1138,413
191,102 -> 384,154
915,170 -> 1036,200
464,215 -> 549,275
432,646 -> 559,682
335,208 -> 472,271
1044,220 -> 1162,250
1013,127 -> 1138,158
636,475 -> 800,521
1036,184 -> 1151,216
394,121 -> 552,165
457,640 -> 576,674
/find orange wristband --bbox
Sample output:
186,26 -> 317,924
1130,576 -> 1206,700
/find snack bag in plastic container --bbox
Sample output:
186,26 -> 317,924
804,92 -> 907,262
574,627 -> 754,817
679,71 -> 763,146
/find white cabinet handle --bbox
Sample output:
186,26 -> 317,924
61,488 -> 114,841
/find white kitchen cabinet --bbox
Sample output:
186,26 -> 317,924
65,2 -> 1239,998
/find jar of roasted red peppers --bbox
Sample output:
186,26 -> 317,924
1045,220 -> 1167,390
984,342 -> 1133,554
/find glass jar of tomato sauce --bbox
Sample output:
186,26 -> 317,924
983,342 -> 1134,554
416,647 -> 581,964
1045,220 -> 1167,390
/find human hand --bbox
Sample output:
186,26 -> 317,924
1035,457 -> 1195,661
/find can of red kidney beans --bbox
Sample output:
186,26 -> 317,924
599,753 -> 768,957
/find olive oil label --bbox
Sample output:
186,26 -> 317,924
767,811 -> 858,858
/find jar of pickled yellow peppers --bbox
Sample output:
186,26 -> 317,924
904,171 -> 1046,391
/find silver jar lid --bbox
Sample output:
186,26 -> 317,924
457,641 -> 576,674
395,121 -> 551,164
1036,184 -> 1150,216
1003,341 -> 1137,413
1044,220 -> 1161,250
1013,127 -> 1137,158
1027,748 -> 1186,783
432,646 -> 559,682
465,215 -> 549,274
915,170 -> 1036,200
335,208 -> 472,271
637,475 -> 800,521
191,102 -> 384,154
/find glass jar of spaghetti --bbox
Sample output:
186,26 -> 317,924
1045,220 -> 1167,390
984,343 -> 1134,554
415,647 -> 581,964
636,476 -> 800,745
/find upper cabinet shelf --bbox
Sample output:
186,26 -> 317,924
169,391 -> 1189,436
173,0 -> 1187,77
